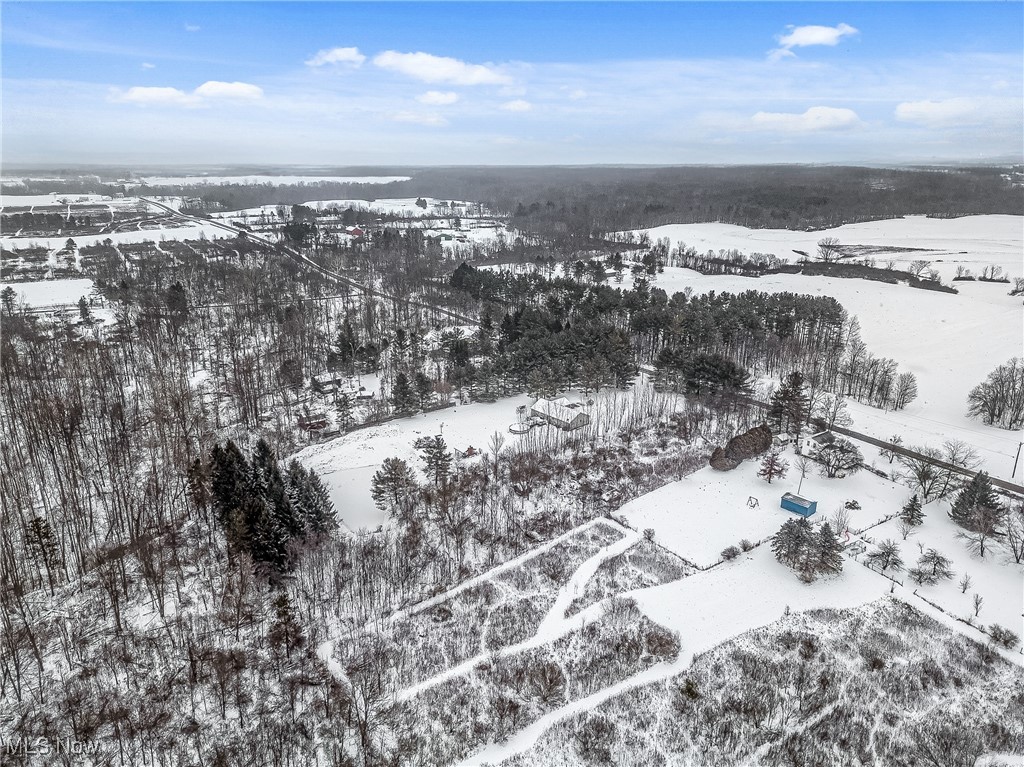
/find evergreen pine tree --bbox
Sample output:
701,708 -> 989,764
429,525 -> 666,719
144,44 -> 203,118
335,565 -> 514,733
371,457 -> 419,522
414,371 -> 434,408
900,494 -> 925,526
949,472 -> 1000,530
393,371 -> 416,414
335,392 -> 354,431
769,372 -> 809,437
210,441 -> 250,529
268,593 -> 305,659
414,435 -> 452,487
772,518 -> 814,569
810,522 -> 844,579
252,438 -> 302,540
26,516 -> 62,593
758,449 -> 789,484
245,494 -> 290,574
286,460 -> 336,536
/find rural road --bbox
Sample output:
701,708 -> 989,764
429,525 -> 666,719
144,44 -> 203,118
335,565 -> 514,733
739,395 -> 1024,496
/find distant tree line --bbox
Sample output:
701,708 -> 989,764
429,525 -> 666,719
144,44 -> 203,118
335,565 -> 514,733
451,263 -> 916,417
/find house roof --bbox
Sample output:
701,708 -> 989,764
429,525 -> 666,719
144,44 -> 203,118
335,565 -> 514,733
531,398 -> 585,424
782,492 -> 815,507
809,431 -> 837,445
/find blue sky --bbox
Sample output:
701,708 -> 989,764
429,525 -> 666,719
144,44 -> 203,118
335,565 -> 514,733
3,2 -> 1021,166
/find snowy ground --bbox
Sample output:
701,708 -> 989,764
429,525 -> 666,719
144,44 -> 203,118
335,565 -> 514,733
618,459 -> 905,567
1,193 -> 117,207
0,277 -> 97,308
633,214 -> 1022,284
131,175 -> 411,187
1,224 -> 234,252
632,267 -> 1023,481
292,394 -> 534,530
619,454 -> 1022,639
446,457 -> 1022,764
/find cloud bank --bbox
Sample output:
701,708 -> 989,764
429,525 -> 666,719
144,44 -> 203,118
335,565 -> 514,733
373,51 -> 510,85
751,106 -> 861,132
111,80 -> 264,107
305,47 -> 366,68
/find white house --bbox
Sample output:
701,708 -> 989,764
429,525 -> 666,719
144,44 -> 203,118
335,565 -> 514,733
800,430 -> 837,457
530,398 -> 591,431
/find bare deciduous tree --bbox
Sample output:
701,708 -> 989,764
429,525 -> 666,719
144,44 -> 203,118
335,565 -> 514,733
816,237 -> 843,263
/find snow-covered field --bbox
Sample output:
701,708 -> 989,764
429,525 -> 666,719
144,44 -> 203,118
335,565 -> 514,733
634,214 -> 1022,284
634,267 -> 1023,480
2,224 -> 234,252
0,193 -> 121,207
1,194 -> 185,212
452,458 -> 1022,764
620,454 -> 1021,640
132,175 -> 411,187
0,277 -> 97,308
293,394 -> 534,530
618,459 -> 905,567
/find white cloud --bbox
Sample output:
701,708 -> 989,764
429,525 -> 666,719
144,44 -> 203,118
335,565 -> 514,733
111,80 -> 263,107
416,90 -> 459,105
373,51 -> 510,85
779,22 -> 858,49
770,23 -> 857,60
500,99 -> 532,112
767,48 -> 798,63
141,62 -> 155,70
193,81 -> 264,100
305,47 -> 366,68
751,106 -> 861,132
895,98 -> 981,127
390,111 -> 447,126
184,24 -> 200,33
568,89 -> 587,101
112,86 -> 197,107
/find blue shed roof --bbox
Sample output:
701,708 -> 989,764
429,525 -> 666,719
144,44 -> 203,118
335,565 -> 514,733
781,492 -> 814,509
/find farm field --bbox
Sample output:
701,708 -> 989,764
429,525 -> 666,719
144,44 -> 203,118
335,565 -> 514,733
637,267 -> 1022,481
1,223 -> 234,253
132,174 -> 412,186
634,214 -> 1022,284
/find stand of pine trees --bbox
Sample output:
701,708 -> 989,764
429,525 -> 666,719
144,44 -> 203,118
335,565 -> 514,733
771,518 -> 844,582
208,438 -> 336,576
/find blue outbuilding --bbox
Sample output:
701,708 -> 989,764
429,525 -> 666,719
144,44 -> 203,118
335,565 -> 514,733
781,492 -> 818,517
